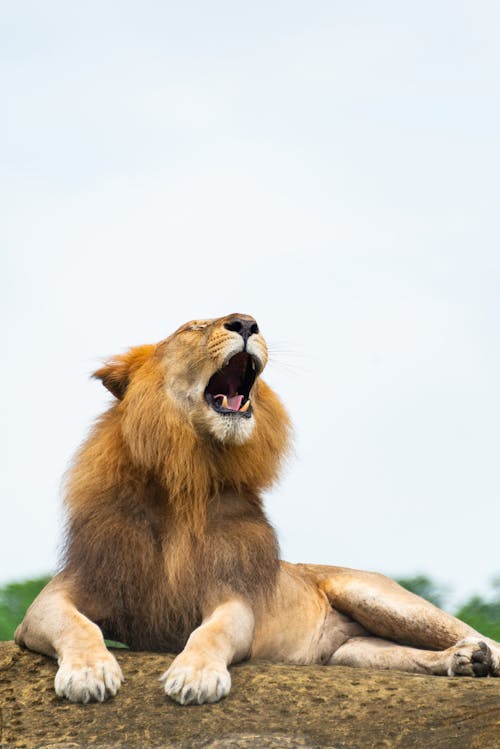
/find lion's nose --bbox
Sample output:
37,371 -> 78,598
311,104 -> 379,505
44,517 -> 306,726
224,318 -> 259,345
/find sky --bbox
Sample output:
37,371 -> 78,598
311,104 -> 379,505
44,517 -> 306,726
2,1 -> 499,609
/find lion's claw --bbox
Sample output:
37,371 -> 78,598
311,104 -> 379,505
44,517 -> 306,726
160,655 -> 231,705
447,638 -> 492,677
55,653 -> 123,703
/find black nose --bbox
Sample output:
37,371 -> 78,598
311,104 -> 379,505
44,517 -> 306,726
224,318 -> 259,345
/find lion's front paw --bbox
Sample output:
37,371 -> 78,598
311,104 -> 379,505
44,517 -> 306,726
160,653 -> 231,705
446,638 -> 492,677
55,650 -> 124,703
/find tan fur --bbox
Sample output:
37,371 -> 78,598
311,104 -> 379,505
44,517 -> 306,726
16,313 -> 500,705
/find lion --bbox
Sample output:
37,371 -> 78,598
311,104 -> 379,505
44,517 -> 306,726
15,313 -> 500,704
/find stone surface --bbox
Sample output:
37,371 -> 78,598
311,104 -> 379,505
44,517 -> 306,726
1,641 -> 500,748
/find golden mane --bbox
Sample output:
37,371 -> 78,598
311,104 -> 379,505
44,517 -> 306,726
62,320 -> 291,650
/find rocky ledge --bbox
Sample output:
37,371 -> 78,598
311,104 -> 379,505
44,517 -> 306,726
1,641 -> 499,748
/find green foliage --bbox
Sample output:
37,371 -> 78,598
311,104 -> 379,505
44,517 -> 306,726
0,576 -> 51,640
455,578 -> 500,642
395,574 -> 447,608
456,597 -> 500,641
0,575 -> 128,648
396,574 -> 500,641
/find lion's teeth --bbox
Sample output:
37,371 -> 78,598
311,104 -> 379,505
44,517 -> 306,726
251,360 -> 256,370
221,395 -> 229,409
239,400 -> 250,412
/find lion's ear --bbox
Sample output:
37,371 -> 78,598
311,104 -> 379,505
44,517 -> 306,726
93,345 -> 156,400
93,358 -> 130,400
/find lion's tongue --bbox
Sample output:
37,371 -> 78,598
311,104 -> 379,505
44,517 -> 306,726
216,394 -> 244,411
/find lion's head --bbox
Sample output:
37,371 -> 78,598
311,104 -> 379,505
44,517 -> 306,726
158,313 -> 268,445
91,313 -> 290,503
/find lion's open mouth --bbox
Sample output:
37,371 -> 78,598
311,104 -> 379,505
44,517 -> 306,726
204,352 -> 257,418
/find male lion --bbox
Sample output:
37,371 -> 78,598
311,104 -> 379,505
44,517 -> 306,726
16,313 -> 500,704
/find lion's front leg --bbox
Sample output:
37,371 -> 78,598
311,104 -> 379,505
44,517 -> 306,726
15,573 -> 123,703
160,598 -> 255,705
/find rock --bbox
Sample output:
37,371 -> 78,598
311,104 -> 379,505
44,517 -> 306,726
1,641 -> 499,748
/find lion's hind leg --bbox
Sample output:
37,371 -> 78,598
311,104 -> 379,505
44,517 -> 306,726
15,574 -> 123,703
329,635 -> 492,676
304,564 -> 500,676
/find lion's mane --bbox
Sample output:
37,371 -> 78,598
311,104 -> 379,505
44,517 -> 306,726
62,339 -> 290,651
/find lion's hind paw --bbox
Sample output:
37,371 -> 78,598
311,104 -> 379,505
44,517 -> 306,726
488,643 -> 500,676
55,652 -> 124,703
447,639 -> 492,677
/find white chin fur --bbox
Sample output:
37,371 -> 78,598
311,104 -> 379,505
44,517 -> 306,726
206,411 -> 255,444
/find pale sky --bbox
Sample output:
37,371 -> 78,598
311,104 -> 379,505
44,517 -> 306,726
2,1 -> 499,609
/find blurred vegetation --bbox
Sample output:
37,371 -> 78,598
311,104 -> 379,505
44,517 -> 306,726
0,576 -> 128,648
395,574 -> 447,608
454,578 -> 500,642
1,574 -> 498,642
396,574 -> 500,640
0,576 -> 51,640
